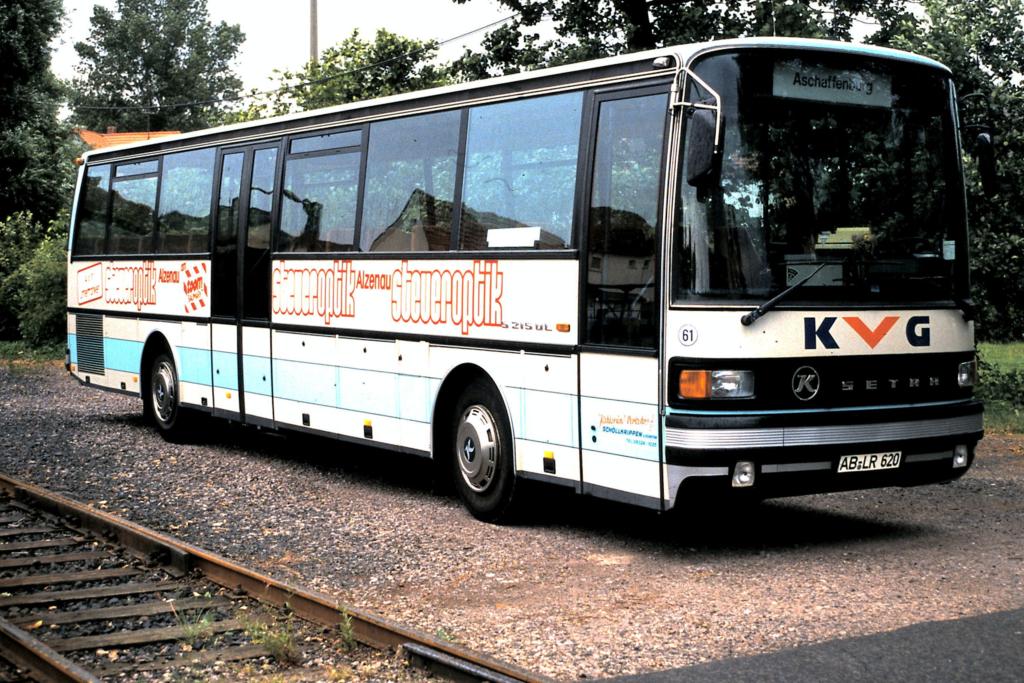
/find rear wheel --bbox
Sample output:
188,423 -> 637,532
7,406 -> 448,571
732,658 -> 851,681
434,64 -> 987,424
451,379 -> 518,522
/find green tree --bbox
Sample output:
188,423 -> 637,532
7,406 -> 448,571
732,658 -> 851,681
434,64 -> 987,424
229,29 -> 452,122
70,0 -> 245,132
0,0 -> 78,224
450,0 -> 915,74
886,0 -> 1024,341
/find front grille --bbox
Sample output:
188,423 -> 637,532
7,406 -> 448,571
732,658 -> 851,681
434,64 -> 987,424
669,352 -> 974,410
75,314 -> 105,375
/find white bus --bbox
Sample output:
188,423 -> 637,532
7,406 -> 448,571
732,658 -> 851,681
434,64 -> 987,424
66,37 -> 983,521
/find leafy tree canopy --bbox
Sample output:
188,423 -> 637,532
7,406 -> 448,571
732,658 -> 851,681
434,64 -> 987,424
449,0 -> 916,75
226,28 -> 452,123
0,0 -> 77,223
70,0 -> 245,132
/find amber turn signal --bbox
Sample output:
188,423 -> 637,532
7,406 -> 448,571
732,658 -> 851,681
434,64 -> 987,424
679,370 -> 711,399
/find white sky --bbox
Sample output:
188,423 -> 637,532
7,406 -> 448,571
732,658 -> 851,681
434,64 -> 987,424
51,0 -> 520,92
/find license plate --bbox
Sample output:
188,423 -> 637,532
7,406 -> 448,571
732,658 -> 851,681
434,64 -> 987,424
837,451 -> 902,473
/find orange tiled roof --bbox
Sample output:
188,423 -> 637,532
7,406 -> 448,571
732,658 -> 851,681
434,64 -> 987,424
76,128 -> 181,150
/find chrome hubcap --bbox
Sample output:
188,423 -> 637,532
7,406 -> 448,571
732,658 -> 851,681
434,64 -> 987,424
456,405 -> 498,493
152,360 -> 176,425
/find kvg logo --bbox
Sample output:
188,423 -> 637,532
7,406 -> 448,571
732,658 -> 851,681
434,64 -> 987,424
804,316 -> 930,350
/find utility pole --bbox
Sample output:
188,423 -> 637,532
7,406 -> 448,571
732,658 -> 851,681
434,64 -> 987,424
310,0 -> 318,65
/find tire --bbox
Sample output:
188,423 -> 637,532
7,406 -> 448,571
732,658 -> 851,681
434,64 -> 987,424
148,352 -> 190,440
451,379 -> 519,522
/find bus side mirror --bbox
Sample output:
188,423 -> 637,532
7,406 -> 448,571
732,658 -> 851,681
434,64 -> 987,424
686,107 -> 718,187
974,132 -> 997,196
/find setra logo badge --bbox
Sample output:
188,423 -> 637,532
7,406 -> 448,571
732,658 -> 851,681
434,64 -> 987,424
792,366 -> 821,401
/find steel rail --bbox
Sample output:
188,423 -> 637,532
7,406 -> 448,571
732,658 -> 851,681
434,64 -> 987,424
0,473 -> 548,683
0,616 -> 100,683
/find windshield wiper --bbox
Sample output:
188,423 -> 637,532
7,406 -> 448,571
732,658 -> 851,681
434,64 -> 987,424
740,263 -> 828,326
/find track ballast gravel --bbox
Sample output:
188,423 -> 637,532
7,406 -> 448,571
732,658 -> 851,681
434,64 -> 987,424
1,361 -> 1022,680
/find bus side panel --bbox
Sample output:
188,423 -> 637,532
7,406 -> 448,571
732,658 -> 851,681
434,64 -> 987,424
579,353 -> 661,508
211,323 -> 240,415
96,315 -> 140,394
175,320 -> 213,410
272,332 -> 421,450
241,325 -> 273,423
395,339 -> 434,452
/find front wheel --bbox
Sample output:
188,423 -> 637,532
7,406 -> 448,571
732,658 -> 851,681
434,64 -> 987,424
148,352 -> 190,439
451,379 -> 519,522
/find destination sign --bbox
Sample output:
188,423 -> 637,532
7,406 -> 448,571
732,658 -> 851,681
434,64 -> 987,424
773,60 -> 892,108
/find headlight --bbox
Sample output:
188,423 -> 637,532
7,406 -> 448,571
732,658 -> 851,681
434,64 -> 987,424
679,369 -> 755,399
957,360 -> 977,388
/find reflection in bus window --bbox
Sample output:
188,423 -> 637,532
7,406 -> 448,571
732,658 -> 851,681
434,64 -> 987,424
279,151 -> 360,252
74,164 -> 111,255
109,174 -> 157,254
460,92 -> 583,250
212,152 -> 243,317
360,111 -> 459,252
586,93 -> 667,348
157,148 -> 216,253
245,147 -> 277,319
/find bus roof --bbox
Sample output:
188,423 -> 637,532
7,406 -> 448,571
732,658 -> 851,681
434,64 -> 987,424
80,37 -> 950,162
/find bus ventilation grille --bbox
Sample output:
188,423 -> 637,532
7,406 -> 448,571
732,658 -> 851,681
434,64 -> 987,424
75,313 -> 105,375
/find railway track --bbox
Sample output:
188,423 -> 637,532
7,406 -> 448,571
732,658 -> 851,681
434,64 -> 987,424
0,473 -> 545,682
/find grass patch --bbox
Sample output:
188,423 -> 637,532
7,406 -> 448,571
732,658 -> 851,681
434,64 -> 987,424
983,401 -> 1024,434
977,342 -> 1024,434
978,342 -> 1024,372
0,340 -> 63,362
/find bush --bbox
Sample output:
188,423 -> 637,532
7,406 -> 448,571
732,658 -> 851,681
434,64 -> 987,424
2,214 -> 68,347
0,212 -> 47,339
10,236 -> 67,345
976,359 -> 1024,408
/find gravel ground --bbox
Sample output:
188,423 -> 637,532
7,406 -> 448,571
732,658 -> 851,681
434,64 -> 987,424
1,361 -> 1022,680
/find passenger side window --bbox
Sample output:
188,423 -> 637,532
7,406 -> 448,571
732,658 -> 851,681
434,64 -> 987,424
359,111 -> 460,252
278,130 -> 362,252
109,161 -> 159,254
73,164 -> 111,255
585,93 -> 668,348
156,148 -> 216,253
460,92 -> 583,250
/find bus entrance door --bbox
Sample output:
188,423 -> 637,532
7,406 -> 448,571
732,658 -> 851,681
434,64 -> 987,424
577,89 -> 669,509
210,143 -> 280,426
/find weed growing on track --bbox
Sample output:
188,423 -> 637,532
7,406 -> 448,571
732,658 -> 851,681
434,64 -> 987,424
434,626 -> 456,643
242,612 -> 301,664
337,608 -> 356,651
172,606 -> 215,646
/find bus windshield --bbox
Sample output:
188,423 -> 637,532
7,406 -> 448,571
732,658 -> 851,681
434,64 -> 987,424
673,50 -> 968,305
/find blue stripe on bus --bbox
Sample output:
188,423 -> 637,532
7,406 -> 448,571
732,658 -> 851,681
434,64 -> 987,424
212,350 -> 239,391
68,334 -> 77,365
243,355 -> 273,396
177,346 -> 212,386
396,375 -> 434,423
273,358 -> 337,406
338,367 -> 397,416
103,338 -> 143,373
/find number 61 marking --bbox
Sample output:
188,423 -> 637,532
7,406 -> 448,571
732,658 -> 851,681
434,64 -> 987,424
678,324 -> 698,347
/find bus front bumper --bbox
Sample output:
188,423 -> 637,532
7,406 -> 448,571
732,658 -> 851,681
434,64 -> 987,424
664,401 -> 984,508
